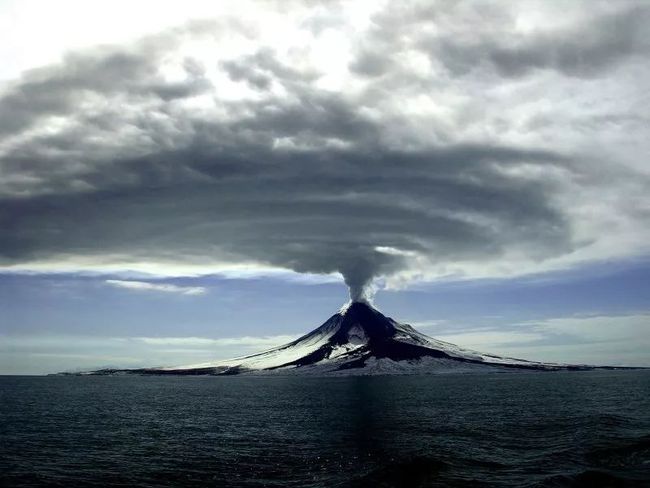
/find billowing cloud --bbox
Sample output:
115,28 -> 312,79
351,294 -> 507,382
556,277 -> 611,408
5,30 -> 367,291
105,279 -> 207,295
388,2 -> 650,78
435,313 -> 650,366
1,0 -> 649,300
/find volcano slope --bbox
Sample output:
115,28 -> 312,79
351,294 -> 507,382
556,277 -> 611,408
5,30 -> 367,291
84,302 -> 614,376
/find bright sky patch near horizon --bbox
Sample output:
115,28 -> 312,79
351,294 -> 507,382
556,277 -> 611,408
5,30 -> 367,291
0,0 -> 648,373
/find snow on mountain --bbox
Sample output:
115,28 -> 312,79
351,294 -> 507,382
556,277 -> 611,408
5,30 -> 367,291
82,301 -> 598,376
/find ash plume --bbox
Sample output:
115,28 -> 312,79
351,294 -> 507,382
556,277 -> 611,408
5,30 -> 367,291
0,1 -> 648,292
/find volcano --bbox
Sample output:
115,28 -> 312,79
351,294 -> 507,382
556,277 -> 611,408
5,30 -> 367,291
84,301 -> 601,376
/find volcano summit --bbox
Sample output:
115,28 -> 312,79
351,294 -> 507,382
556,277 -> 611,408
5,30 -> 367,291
85,302 -> 603,376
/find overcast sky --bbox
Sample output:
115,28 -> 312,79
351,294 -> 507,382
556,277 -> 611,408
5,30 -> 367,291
1,0 -> 648,374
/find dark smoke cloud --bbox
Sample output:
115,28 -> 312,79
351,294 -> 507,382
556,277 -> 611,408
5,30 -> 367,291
0,1 -> 648,300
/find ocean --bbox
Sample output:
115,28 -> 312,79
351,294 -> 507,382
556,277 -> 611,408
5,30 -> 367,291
1,371 -> 649,487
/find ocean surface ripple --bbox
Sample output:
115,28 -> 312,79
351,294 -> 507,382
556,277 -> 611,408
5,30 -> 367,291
1,371 -> 649,487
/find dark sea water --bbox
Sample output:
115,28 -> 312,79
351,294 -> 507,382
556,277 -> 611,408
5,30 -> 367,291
1,371 -> 649,488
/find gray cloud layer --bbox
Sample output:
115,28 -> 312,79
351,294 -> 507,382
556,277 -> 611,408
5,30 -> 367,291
1,1 -> 649,299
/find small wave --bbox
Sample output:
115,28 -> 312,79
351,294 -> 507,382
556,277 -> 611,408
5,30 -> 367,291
585,435 -> 650,472
539,469 -> 646,487
347,456 -> 452,488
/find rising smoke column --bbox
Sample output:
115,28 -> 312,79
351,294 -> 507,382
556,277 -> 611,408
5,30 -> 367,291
339,251 -> 405,303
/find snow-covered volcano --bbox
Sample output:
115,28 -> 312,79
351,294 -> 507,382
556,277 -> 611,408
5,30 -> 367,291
86,301 -> 596,376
